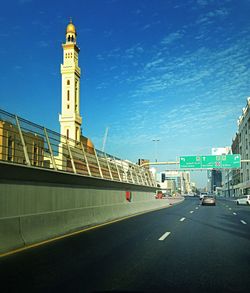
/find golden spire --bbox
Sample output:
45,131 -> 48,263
66,17 -> 76,34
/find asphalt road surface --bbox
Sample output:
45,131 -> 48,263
1,197 -> 250,293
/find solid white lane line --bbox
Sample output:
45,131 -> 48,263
180,217 -> 186,222
190,211 -> 194,214
195,207 -> 199,209
233,212 -> 237,215
240,220 -> 247,225
159,232 -> 171,241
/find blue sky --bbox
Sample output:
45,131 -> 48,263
0,0 -> 250,187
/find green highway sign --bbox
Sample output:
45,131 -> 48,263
180,154 -> 241,169
179,156 -> 202,168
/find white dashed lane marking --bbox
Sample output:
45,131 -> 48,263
240,220 -> 247,225
180,217 -> 186,222
190,211 -> 194,214
233,212 -> 237,215
159,232 -> 171,241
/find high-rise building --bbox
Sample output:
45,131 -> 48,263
209,147 -> 230,195
232,98 -> 250,195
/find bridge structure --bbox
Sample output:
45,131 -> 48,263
0,108 -> 178,255
0,108 -> 155,187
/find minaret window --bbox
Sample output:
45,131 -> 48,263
67,90 -> 70,101
75,81 -> 78,111
67,80 -> 70,85
76,127 -> 79,141
66,129 -> 69,139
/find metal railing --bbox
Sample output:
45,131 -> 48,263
0,108 -> 156,187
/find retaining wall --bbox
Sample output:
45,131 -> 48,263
0,162 -> 172,254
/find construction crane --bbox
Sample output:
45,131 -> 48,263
102,127 -> 109,152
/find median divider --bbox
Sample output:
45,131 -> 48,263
0,217 -> 25,252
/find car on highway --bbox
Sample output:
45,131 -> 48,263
201,195 -> 216,206
199,192 -> 208,200
236,195 -> 250,205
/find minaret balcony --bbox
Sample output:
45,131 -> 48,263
61,64 -> 81,76
59,113 -> 82,125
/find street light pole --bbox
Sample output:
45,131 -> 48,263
152,139 -> 160,162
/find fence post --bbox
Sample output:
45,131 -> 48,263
44,127 -> 57,170
105,153 -> 113,180
80,142 -> 91,176
121,161 -> 128,183
136,165 -> 144,185
129,165 -> 135,184
113,157 -> 122,182
142,169 -> 149,186
66,140 -> 77,174
93,148 -> 103,178
15,115 -> 31,166
134,165 -> 140,185
149,171 -> 156,187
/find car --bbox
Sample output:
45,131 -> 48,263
236,195 -> 250,205
201,195 -> 216,206
199,192 -> 207,200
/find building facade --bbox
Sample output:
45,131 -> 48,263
232,98 -> 250,195
207,169 -> 222,193
0,121 -> 44,167
160,170 -> 192,195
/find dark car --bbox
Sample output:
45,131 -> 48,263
202,195 -> 216,206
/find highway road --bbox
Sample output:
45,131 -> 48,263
1,197 -> 250,292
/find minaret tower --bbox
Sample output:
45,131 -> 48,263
59,19 -> 82,142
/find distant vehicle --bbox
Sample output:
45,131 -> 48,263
155,190 -> 168,199
236,195 -> 250,205
200,192 -> 208,200
202,195 -> 216,206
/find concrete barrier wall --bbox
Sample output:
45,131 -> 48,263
0,162 -> 177,254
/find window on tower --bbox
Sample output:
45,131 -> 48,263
75,81 -> 78,111
66,129 -> 69,139
76,127 -> 79,141
67,80 -> 70,85
67,90 -> 70,101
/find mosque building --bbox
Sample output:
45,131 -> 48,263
59,19 -> 94,150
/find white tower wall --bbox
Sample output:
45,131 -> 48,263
59,20 -> 82,143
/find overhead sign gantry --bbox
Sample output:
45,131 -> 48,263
179,155 -> 241,169
139,154 -> 242,169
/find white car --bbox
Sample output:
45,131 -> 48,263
236,195 -> 250,205
199,193 -> 207,200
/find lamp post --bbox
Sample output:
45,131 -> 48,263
152,139 -> 160,162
